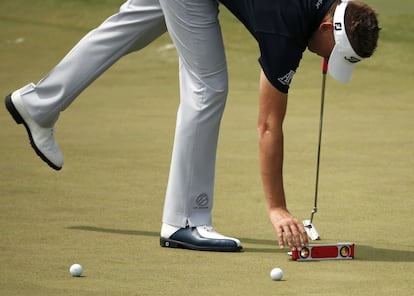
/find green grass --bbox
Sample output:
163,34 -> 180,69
1,0 -> 413,295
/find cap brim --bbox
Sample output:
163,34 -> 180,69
328,43 -> 355,83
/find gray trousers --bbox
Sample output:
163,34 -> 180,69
16,0 -> 229,228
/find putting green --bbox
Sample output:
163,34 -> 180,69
0,0 -> 413,295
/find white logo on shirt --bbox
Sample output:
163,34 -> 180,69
316,0 -> 323,9
278,70 -> 296,86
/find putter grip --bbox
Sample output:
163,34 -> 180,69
322,58 -> 328,74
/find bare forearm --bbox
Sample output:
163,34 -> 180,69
257,71 -> 288,211
258,124 -> 286,211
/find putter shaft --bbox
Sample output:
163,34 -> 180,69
311,58 -> 328,223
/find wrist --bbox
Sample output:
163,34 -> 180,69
268,206 -> 290,220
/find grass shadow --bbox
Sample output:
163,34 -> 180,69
356,244 -> 414,262
67,225 -> 159,237
67,226 -> 414,261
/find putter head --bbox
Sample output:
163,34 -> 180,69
303,220 -> 320,240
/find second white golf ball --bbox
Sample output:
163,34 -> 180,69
69,264 -> 83,277
270,267 -> 283,281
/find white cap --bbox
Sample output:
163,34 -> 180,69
328,0 -> 363,83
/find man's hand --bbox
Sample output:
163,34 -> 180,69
269,207 -> 309,251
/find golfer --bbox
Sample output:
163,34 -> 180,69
5,0 -> 379,252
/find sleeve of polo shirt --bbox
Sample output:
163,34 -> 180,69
258,34 -> 304,94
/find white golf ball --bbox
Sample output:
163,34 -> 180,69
270,267 -> 283,281
69,264 -> 83,277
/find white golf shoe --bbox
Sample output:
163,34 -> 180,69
5,92 -> 63,170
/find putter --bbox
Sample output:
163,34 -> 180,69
303,58 -> 328,241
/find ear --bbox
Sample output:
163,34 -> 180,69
319,21 -> 333,32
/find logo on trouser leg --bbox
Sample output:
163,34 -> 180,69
193,193 -> 209,209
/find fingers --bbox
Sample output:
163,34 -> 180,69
300,222 -> 309,246
277,220 -> 309,251
276,225 -> 285,249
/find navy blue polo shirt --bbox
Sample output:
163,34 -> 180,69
219,0 -> 336,93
